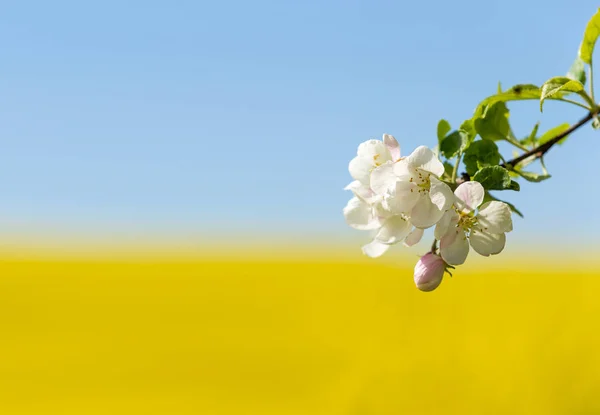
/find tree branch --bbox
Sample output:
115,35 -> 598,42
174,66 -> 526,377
431,109 -> 599,266
501,108 -> 599,168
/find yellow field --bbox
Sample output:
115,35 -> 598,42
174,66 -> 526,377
0,247 -> 598,414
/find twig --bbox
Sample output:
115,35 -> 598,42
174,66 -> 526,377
501,108 -> 599,168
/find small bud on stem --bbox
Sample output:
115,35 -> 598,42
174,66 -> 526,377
414,252 -> 446,292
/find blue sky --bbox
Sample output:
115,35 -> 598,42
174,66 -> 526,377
1,1 -> 599,246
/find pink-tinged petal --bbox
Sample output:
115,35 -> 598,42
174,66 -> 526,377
343,197 -> 380,230
477,201 -> 513,234
403,227 -> 424,247
454,181 -> 484,213
375,215 -> 412,244
440,228 -> 469,265
362,240 -> 391,258
407,146 -> 445,177
410,195 -> 444,229
414,253 -> 445,292
470,231 -> 506,257
429,177 -> 454,211
383,134 -> 401,161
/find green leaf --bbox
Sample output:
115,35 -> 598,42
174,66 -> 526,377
505,200 -> 523,217
443,161 -> 454,179
459,119 -> 476,143
472,166 -> 509,190
513,170 -> 551,183
472,166 -> 517,191
521,122 -> 540,147
473,84 -> 543,118
567,56 -> 587,85
508,180 -> 520,191
437,119 -> 451,143
537,123 -> 570,145
579,8 -> 600,64
474,101 -> 510,141
483,192 -> 523,218
539,157 -> 551,177
440,130 -> 468,158
540,77 -> 585,111
463,140 -> 501,177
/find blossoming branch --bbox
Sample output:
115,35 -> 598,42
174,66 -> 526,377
343,8 -> 600,292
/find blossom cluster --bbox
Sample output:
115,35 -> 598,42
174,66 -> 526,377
343,134 -> 513,292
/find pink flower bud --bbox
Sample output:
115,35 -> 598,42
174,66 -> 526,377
414,252 -> 445,292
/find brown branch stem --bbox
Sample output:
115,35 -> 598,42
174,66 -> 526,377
501,107 -> 600,168
430,108 -> 599,267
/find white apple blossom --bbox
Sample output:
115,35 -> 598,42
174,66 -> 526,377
342,180 -> 382,231
344,134 -> 427,258
370,146 -> 454,229
435,181 -> 513,266
343,184 -> 418,258
359,211 -> 414,258
348,134 -> 401,186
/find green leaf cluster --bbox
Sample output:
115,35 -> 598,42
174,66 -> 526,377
430,8 -> 600,219
437,120 -> 473,160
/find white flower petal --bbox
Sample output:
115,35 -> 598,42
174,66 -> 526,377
362,240 -> 391,258
373,200 -> 393,221
375,215 -> 412,244
440,228 -> 470,265
477,201 -> 513,234
469,231 -> 506,257
370,162 -> 397,195
350,139 -> 395,185
454,181 -> 484,213
384,180 -> 420,214
343,197 -> 380,230
383,134 -> 401,161
348,156 -> 372,184
392,159 -> 413,179
410,195 -> 444,229
407,146 -> 445,177
403,227 -> 424,247
356,139 -> 390,161
344,180 -> 362,192
344,180 -> 373,200
429,177 -> 454,211
434,210 -> 458,240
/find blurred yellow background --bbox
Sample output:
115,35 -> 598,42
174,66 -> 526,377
0,245 -> 598,414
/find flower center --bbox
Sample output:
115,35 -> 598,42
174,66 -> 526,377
457,211 -> 478,231
454,209 -> 489,235
372,153 -> 382,167
409,169 -> 431,194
